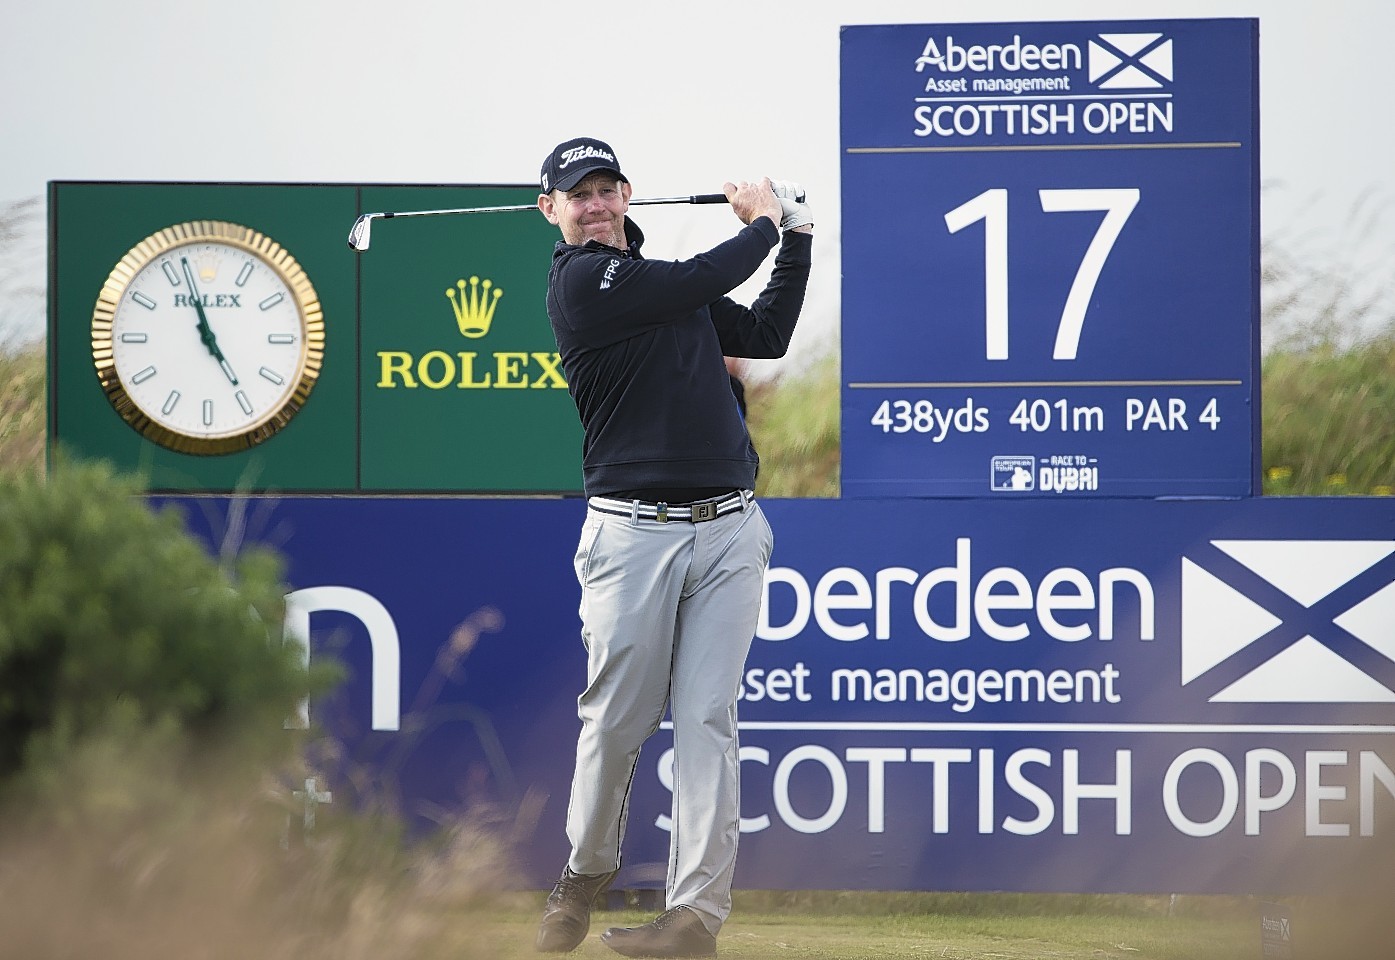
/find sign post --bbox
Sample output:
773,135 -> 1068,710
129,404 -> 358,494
49,181 -> 581,494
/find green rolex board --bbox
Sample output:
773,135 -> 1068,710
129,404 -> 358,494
49,181 -> 583,494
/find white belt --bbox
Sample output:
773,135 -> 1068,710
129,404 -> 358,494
588,490 -> 751,523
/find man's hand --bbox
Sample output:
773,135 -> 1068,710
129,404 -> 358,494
771,180 -> 813,232
724,178 -> 783,228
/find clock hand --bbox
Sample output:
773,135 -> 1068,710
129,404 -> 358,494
181,257 -> 239,385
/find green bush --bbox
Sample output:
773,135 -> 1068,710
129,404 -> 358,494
0,460 -> 518,960
0,460 -> 319,785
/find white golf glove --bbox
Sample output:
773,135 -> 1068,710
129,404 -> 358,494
771,179 -> 813,231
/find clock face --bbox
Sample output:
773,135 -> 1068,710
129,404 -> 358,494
91,221 -> 324,455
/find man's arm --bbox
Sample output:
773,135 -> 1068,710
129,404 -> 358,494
707,229 -> 813,359
552,222 -> 778,349
552,178 -> 802,351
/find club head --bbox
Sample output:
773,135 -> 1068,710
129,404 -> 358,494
347,214 -> 373,252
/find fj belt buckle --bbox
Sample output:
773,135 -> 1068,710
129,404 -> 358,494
691,501 -> 718,522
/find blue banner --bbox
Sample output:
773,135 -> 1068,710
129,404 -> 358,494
840,19 -> 1259,497
162,495 -> 1395,894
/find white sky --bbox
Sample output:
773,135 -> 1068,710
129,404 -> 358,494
2,0 -> 1391,363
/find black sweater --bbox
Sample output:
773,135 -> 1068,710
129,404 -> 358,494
545,215 -> 812,498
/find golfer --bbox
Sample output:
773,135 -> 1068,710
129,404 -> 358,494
532,136 -> 813,958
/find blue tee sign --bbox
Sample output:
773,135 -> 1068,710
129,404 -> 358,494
840,19 -> 1259,498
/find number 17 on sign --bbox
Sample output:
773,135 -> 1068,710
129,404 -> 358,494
944,187 -> 1139,361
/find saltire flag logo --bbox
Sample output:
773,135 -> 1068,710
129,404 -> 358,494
1181,540 -> 1395,703
1088,33 -> 1174,89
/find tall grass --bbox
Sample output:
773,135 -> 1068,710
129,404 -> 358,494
1263,335 -> 1395,494
10,337 -> 1395,496
1261,186 -> 1395,355
1260,189 -> 1395,494
744,354 -> 840,498
0,721 -> 521,960
0,345 -> 43,475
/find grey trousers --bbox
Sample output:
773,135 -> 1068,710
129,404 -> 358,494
565,492 -> 774,935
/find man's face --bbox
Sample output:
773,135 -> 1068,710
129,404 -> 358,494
537,172 -> 631,248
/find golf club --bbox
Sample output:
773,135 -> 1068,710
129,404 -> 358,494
348,193 -> 731,252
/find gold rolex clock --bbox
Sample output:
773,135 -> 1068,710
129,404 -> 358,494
91,220 -> 325,455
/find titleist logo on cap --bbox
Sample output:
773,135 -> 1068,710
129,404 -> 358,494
560,144 -> 616,168
541,137 -> 626,193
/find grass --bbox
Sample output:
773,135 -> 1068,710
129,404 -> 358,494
436,888 -> 1391,959
10,331 -> 1395,496
0,713 -> 1274,960
738,336 -> 1395,497
1262,334 -> 1395,494
422,893 -> 1260,960
744,354 -> 840,498
0,344 -> 43,475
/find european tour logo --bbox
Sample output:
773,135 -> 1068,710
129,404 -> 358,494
375,274 -> 568,391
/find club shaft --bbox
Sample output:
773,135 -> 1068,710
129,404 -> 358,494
392,193 -> 726,220
348,194 -> 728,251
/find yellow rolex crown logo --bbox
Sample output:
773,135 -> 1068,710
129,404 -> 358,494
447,276 -> 503,338
193,250 -> 220,284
